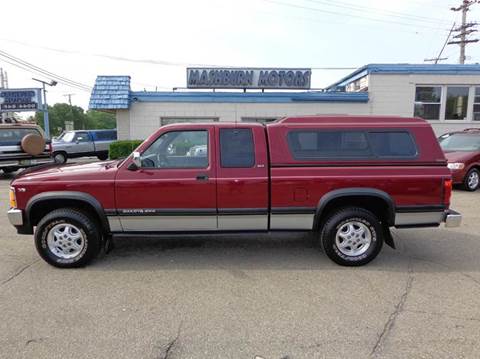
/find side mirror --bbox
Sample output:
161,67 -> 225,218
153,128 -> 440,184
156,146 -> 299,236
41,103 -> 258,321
128,151 -> 142,171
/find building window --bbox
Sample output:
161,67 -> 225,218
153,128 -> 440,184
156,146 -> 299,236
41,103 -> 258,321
474,87 -> 480,121
414,86 -> 441,120
445,87 -> 469,120
160,117 -> 218,126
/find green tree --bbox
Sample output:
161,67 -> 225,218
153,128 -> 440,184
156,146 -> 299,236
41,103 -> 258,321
85,110 -> 116,130
34,103 -> 116,136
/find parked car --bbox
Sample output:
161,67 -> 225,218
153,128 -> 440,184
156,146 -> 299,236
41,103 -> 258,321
0,124 -> 52,174
51,129 -> 117,163
8,116 -> 461,268
438,128 -> 480,191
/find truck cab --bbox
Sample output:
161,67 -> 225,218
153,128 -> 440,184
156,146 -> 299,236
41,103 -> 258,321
52,129 -> 117,163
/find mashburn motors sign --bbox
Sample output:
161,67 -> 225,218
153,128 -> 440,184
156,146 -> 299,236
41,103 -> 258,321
187,68 -> 311,89
0,88 -> 42,112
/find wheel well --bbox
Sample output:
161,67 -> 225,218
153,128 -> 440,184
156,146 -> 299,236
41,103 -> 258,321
315,195 -> 393,229
29,199 -> 106,233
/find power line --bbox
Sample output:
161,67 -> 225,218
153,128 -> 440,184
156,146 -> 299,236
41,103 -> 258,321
0,50 -> 91,91
260,0 -> 452,30
302,0 -> 452,25
425,22 -> 456,63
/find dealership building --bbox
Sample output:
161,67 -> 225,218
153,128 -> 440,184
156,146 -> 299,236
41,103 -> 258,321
89,64 -> 480,140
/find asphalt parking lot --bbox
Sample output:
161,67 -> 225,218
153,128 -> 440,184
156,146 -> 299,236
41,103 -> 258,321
0,174 -> 479,359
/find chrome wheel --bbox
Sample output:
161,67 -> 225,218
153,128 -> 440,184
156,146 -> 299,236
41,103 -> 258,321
47,223 -> 85,259
335,221 -> 372,256
468,171 -> 479,190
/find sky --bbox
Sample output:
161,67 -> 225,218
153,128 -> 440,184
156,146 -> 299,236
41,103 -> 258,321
0,0 -> 479,112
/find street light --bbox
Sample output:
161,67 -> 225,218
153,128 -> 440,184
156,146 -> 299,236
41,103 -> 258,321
32,78 -> 57,139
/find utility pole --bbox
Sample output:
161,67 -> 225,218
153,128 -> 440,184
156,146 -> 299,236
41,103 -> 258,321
32,78 -> 57,139
63,93 -> 74,106
448,0 -> 479,64
63,93 -> 77,130
0,68 -> 7,122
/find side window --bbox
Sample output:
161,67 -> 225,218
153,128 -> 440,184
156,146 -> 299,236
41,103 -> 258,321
141,130 -> 208,169
287,131 -> 370,159
75,132 -> 90,143
220,128 -> 255,168
369,132 -> 417,157
286,130 -> 418,160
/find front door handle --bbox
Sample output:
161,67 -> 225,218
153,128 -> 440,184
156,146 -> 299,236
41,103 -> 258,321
196,174 -> 209,181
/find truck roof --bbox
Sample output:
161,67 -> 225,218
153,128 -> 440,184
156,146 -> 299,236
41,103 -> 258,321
273,115 -> 429,126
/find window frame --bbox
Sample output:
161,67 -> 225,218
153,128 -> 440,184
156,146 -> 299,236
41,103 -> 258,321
473,87 -> 480,121
444,86 -> 470,121
413,86 -> 442,121
286,129 -> 418,161
140,129 -> 210,170
413,85 -> 478,122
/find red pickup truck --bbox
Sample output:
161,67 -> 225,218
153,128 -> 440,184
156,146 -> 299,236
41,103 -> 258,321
7,116 -> 461,268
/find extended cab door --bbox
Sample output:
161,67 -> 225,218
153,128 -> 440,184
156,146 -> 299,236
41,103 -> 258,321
215,125 -> 269,230
114,126 -> 217,231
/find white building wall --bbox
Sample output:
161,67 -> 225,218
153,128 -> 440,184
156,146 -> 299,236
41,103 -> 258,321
114,73 -> 480,140
123,101 -> 370,140
368,73 -> 480,135
116,110 -> 130,139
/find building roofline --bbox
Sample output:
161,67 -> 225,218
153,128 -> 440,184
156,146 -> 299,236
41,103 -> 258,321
326,63 -> 480,91
130,91 -> 369,104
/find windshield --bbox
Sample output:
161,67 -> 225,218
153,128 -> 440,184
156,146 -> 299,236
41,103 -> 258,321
439,133 -> 480,152
61,131 -> 75,142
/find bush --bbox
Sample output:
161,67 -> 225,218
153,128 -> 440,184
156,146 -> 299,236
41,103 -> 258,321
109,140 -> 143,160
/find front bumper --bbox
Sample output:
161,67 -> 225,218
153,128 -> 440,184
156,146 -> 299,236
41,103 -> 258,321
444,209 -> 462,228
7,208 -> 23,226
7,209 -> 33,234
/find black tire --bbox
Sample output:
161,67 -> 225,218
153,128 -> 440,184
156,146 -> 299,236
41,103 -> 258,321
319,207 -> 384,266
97,152 -> 108,161
463,168 -> 480,191
2,167 -> 16,174
53,152 -> 67,164
34,208 -> 101,268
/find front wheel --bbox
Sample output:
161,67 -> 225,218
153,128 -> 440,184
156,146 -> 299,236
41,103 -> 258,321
319,207 -> 384,266
97,152 -> 108,161
53,152 -> 67,164
34,208 -> 101,268
463,168 -> 480,191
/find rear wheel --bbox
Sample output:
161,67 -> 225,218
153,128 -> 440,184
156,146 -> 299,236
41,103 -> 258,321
463,168 -> 480,191
319,207 -> 384,266
34,208 -> 101,268
53,152 -> 67,164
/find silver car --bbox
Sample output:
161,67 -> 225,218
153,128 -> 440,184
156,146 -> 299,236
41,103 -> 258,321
52,129 -> 117,163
